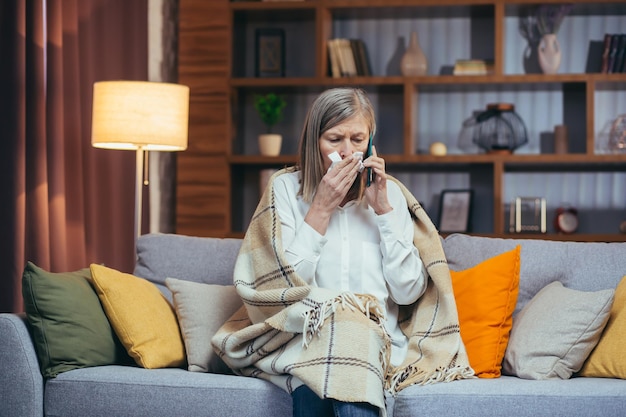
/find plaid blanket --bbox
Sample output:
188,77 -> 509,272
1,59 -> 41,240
212,169 -> 474,413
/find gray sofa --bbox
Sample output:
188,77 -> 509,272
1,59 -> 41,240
2,232 -> 625,417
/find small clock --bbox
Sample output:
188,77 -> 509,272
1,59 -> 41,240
554,206 -> 578,234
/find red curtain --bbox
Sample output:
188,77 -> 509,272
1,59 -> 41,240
0,0 -> 148,313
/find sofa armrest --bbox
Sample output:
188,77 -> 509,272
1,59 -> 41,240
0,313 -> 43,417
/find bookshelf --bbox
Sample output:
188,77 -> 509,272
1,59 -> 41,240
177,0 -> 626,242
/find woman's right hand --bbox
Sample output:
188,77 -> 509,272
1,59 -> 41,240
304,155 -> 361,234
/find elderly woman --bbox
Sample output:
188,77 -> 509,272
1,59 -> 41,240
212,88 -> 473,417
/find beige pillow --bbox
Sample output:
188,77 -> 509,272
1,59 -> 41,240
90,264 -> 186,369
579,275 -> 626,378
502,281 -> 614,380
166,278 -> 242,373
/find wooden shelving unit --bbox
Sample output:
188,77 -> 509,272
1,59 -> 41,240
177,0 -> 626,242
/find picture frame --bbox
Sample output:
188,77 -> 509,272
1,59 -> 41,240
255,28 -> 285,77
438,189 -> 473,233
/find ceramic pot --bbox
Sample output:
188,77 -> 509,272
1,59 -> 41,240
400,31 -> 427,76
259,133 -> 282,156
538,33 -> 561,74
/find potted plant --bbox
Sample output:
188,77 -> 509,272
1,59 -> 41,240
254,93 -> 286,156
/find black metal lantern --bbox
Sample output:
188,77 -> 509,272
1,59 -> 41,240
472,103 -> 528,153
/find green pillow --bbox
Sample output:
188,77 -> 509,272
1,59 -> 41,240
22,261 -> 129,378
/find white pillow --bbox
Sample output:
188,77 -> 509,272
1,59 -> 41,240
166,278 -> 243,373
502,281 -> 614,380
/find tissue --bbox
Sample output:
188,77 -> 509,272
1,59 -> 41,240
327,151 -> 364,172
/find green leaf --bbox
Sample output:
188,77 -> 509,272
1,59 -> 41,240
254,93 -> 287,132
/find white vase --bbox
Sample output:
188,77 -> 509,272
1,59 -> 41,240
400,31 -> 428,76
538,33 -> 561,74
258,133 -> 282,156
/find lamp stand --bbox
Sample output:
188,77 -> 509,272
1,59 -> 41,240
134,147 -> 145,251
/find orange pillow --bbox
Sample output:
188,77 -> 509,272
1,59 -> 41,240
450,245 -> 520,378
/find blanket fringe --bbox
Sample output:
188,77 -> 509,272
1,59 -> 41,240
301,292 -> 387,348
386,364 -> 475,395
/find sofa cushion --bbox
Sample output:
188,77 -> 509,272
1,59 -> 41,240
166,278 -> 242,373
134,233 -> 243,301
393,375 -> 626,417
90,264 -> 186,369
45,366 -> 293,417
443,234 -> 626,315
451,246 -> 520,378
502,281 -> 614,380
21,261 -> 128,378
579,275 -> 626,379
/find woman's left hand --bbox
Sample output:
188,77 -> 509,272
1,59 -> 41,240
363,145 -> 392,215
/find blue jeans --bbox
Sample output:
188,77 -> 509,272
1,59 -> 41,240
292,385 -> 379,417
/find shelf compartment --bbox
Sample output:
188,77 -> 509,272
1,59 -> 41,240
388,163 -> 495,234
231,86 -> 324,156
504,2 -> 626,75
232,7 -> 316,78
503,170 -> 626,235
329,4 -> 494,77
594,81 -> 626,154
231,84 -> 404,156
230,162 -> 496,235
411,81 -> 588,156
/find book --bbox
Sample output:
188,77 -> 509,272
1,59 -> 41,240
601,33 -> 613,73
357,39 -> 372,76
330,39 -> 348,76
332,39 -> 347,76
338,38 -> 357,76
613,34 -> 626,73
350,40 -> 363,76
602,33 -> 613,74
327,39 -> 341,78
327,38 -> 362,77
453,59 -> 494,75
585,39 -> 605,73
607,33 -> 620,73
350,39 -> 372,76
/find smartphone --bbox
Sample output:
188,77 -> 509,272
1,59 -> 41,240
366,133 -> 374,186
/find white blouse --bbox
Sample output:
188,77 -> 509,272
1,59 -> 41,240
272,171 -> 428,366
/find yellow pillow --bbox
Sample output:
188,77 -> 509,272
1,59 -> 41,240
89,264 -> 185,369
579,275 -> 626,379
451,245 -> 520,378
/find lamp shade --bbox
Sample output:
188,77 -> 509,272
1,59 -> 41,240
91,81 -> 189,151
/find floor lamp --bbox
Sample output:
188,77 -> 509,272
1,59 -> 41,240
91,81 -> 189,249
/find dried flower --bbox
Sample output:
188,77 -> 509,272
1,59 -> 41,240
519,15 -> 541,43
535,4 -> 573,36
